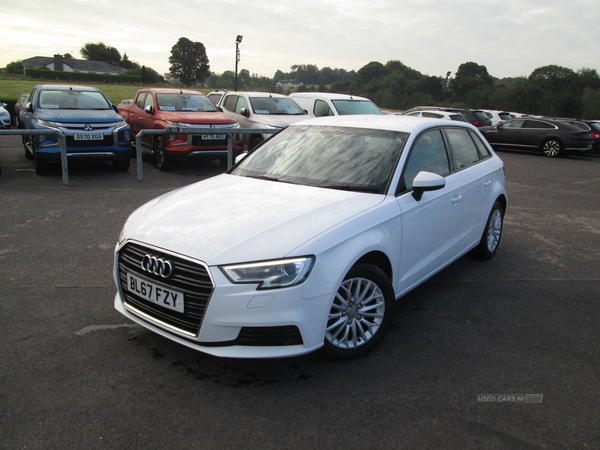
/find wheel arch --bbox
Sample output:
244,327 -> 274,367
355,251 -> 393,284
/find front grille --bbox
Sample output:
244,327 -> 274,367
117,242 -> 214,336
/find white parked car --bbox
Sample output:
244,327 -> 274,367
114,115 -> 507,359
217,91 -> 307,150
290,92 -> 382,118
479,109 -> 513,126
403,109 -> 469,122
0,102 -> 10,128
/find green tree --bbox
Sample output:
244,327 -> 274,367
80,42 -> 122,66
5,60 -> 23,74
169,37 -> 210,86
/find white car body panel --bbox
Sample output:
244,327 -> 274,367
114,115 -> 507,358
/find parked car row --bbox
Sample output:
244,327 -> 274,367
402,106 -> 493,127
10,83 -> 600,177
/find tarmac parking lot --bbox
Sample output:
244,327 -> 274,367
0,134 -> 599,450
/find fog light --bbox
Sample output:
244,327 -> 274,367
169,134 -> 177,142
39,135 -> 47,142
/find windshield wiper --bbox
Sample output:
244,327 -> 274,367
247,174 -> 280,182
321,184 -> 382,193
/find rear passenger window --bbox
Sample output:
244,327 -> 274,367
446,128 -> 481,169
469,130 -> 492,159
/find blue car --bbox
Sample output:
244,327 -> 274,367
22,85 -> 132,175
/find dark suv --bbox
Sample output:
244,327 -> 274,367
403,106 -> 492,127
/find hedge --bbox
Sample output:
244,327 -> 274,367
24,69 -> 141,84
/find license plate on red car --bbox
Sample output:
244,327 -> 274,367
201,134 -> 226,140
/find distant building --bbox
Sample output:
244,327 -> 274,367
276,81 -> 304,88
20,55 -> 126,75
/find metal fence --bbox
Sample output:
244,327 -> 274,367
0,128 -> 277,186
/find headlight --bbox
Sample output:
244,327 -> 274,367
166,121 -> 187,127
220,256 -> 315,290
37,119 -> 58,128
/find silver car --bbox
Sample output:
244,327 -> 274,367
217,92 -> 307,150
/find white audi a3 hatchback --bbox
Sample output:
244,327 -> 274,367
114,115 -> 507,359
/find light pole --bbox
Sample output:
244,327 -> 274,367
235,35 -> 243,91
443,71 -> 451,107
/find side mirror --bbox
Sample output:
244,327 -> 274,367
144,105 -> 154,115
218,107 -> 224,112
112,104 -> 119,113
235,153 -> 248,164
1,103 -> 7,108
239,108 -> 250,117
26,102 -> 33,113
412,171 -> 446,201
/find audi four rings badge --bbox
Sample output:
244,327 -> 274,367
141,255 -> 173,278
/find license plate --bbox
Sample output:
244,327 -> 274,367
74,133 -> 104,141
126,273 -> 184,313
201,134 -> 226,140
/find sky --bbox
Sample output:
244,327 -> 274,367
1,0 -> 599,81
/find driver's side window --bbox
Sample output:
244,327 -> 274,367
235,97 -> 248,114
401,129 -> 450,192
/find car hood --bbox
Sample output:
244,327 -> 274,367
123,174 -> 384,265
249,114 -> 308,129
158,111 -> 236,125
34,109 -> 124,123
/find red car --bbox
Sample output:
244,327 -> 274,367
118,89 -> 244,170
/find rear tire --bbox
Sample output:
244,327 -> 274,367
542,139 -> 564,157
474,201 -> 504,260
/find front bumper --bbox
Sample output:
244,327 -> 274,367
165,133 -> 244,159
114,240 -> 330,358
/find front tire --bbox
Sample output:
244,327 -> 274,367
474,200 -> 504,260
322,263 -> 395,359
154,137 -> 173,171
113,158 -> 131,171
34,151 -> 51,175
542,139 -> 563,157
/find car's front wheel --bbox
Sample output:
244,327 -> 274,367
154,137 -> 173,171
322,263 -> 394,359
542,139 -> 563,157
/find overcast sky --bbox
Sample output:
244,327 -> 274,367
1,0 -> 599,80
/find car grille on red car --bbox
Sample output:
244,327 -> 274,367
117,242 -> 214,336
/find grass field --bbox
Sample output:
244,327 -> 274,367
0,76 -> 210,105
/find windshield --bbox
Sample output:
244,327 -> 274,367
38,90 -> 111,110
249,97 -> 305,115
156,94 -> 217,112
231,125 -> 407,194
332,100 -> 382,115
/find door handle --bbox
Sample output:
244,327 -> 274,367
484,180 -> 492,189
452,195 -> 462,204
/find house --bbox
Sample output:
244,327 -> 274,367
20,55 -> 126,75
275,80 -> 304,88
